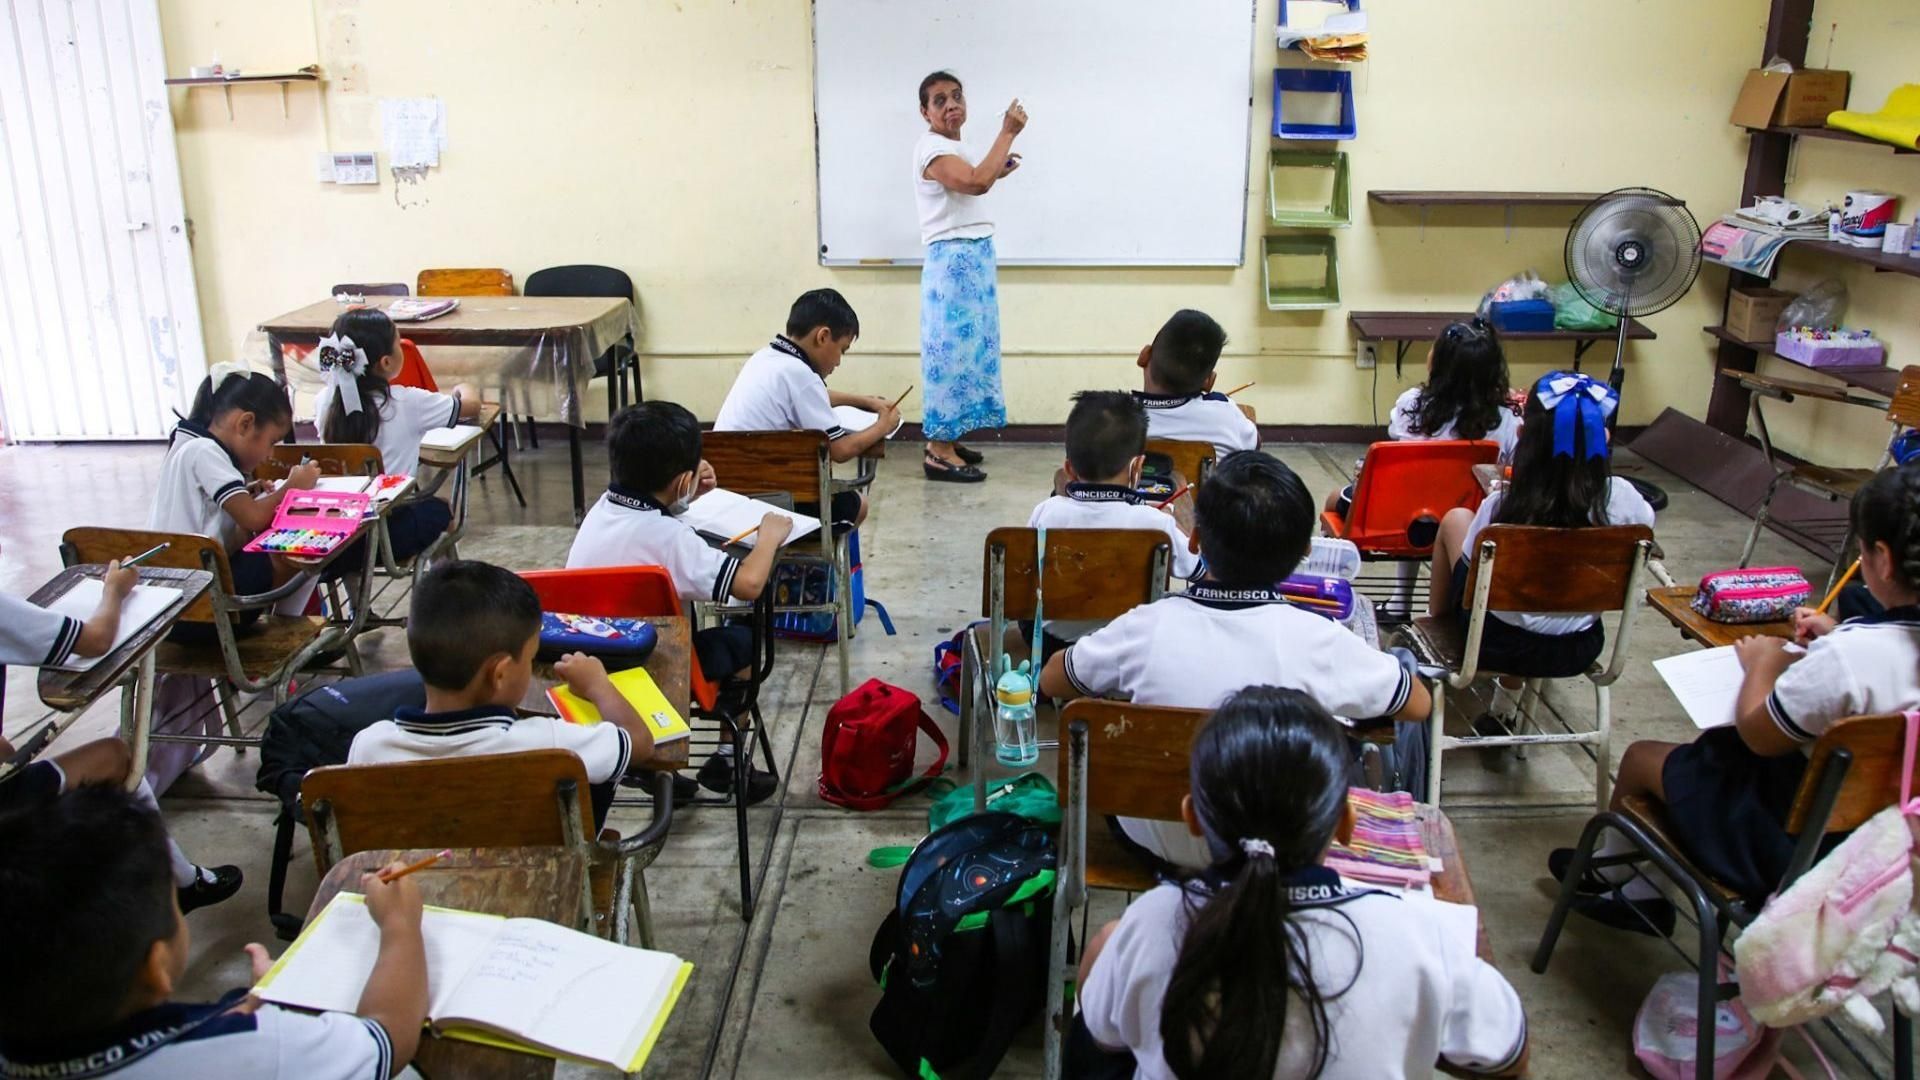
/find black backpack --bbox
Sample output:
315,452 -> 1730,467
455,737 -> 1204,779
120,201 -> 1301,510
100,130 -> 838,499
254,670 -> 425,940
867,812 -> 1058,1079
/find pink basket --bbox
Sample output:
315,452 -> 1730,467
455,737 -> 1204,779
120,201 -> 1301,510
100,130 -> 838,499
1775,332 -> 1885,370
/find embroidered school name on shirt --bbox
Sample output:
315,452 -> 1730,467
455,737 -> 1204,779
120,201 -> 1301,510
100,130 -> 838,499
5,1021 -> 202,1078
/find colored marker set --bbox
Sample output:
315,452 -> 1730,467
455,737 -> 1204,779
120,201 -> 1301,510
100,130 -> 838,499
244,489 -> 369,558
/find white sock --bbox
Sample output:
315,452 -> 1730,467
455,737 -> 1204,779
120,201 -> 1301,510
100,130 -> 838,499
132,777 -> 203,889
1491,682 -> 1522,717
1592,833 -> 1663,901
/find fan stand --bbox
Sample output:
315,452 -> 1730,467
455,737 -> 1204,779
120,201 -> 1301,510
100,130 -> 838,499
1602,279 -> 1670,511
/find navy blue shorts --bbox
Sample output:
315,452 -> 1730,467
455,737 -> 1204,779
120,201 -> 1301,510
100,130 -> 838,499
325,497 -> 454,578
0,762 -> 63,816
1660,726 -> 1815,902
694,623 -> 755,682
1448,558 -> 1604,678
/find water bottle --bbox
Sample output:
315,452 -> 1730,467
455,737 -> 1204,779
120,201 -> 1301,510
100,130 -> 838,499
993,661 -> 1040,767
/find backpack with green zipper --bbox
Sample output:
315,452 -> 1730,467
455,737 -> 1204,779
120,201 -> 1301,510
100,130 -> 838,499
867,811 -> 1057,1079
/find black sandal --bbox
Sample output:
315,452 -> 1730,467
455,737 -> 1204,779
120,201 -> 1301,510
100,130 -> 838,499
952,443 -> 985,465
924,452 -> 986,483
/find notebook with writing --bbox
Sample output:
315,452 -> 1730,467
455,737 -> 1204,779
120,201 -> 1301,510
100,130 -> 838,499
679,488 -> 820,549
545,665 -> 690,744
255,893 -> 691,1073
42,579 -> 185,673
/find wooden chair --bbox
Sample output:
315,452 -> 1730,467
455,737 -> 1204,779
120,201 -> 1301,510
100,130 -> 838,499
1405,524 -> 1653,808
1740,365 -> 1920,582
301,749 -> 675,948
329,281 -> 409,297
961,528 -> 1173,811
415,267 -> 514,296
1323,439 -> 1499,622
1534,712 -> 1918,1077
699,430 -> 853,694
1145,438 -> 1215,489
1043,703 -> 1209,1077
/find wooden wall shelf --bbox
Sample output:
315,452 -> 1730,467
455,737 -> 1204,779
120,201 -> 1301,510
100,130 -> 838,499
1368,191 -> 1606,206
1702,326 -> 1902,397
1745,125 -> 1920,155
1351,310 -> 1654,368
164,67 -> 320,120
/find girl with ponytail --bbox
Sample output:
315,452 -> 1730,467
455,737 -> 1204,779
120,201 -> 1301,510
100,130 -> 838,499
1073,687 -> 1529,1079
1563,460 -> 1920,930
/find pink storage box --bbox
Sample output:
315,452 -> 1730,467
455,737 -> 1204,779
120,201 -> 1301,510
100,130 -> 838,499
1774,331 -> 1885,369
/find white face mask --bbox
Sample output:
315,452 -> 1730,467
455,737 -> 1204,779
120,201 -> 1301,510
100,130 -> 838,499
668,476 -> 695,515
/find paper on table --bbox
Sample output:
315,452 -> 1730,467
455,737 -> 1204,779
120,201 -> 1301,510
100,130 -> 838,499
832,405 -> 905,439
44,580 -> 184,672
679,489 -> 821,549
419,425 -> 484,452
254,894 -> 502,1017
1652,644 -> 1802,730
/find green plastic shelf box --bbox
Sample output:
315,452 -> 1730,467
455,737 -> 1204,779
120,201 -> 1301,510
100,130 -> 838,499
1262,235 -> 1341,311
1267,149 -> 1351,228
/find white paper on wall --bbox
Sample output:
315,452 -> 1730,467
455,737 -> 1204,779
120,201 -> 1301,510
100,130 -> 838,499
379,97 -> 448,168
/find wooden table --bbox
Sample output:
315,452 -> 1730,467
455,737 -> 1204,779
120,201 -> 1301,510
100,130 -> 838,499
1718,367 -> 1891,411
1351,311 -> 1656,369
1645,585 -> 1794,649
1472,463 -> 1505,497
517,616 -> 693,773
307,847 -> 590,1080
260,296 -> 636,523
1420,805 -> 1494,964
14,566 -> 212,783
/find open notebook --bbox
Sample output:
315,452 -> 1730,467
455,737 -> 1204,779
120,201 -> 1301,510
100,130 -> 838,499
832,405 -> 905,439
679,488 -> 820,549
1653,643 -> 1804,730
419,425 -> 485,453
43,579 -> 184,673
256,893 -> 690,1073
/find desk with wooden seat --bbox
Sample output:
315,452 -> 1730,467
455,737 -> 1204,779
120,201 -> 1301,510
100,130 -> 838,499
1645,585 -> 1794,649
516,615 -> 694,774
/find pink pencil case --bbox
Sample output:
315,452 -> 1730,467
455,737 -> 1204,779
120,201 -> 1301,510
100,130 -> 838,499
244,489 -> 370,558
1691,566 -> 1810,624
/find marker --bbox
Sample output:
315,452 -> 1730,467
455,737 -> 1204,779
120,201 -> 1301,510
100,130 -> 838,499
1224,381 -> 1255,397
724,523 -> 761,548
123,542 -> 169,568
1153,483 -> 1192,510
890,384 -> 915,409
1815,558 -> 1861,615
377,849 -> 451,883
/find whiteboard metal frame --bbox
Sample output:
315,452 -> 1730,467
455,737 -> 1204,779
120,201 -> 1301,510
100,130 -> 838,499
809,0 -> 1257,268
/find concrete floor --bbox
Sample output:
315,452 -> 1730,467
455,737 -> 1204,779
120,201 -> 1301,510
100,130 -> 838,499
0,435 -> 1890,1078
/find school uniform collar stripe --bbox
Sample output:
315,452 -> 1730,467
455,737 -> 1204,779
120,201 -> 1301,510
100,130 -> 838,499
42,615 -> 80,668
770,335 -> 825,379
1842,604 -> 1920,628
1175,582 -> 1297,610
0,990 -> 254,1078
169,418 -> 247,473
1185,864 -> 1388,907
1064,482 -> 1139,504
1132,390 -> 1197,409
392,704 -> 518,735
1766,690 -> 1814,743
605,483 -> 671,514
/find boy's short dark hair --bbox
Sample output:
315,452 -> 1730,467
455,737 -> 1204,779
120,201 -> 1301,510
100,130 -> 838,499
607,400 -> 702,493
785,288 -> 860,342
1148,309 -> 1228,395
0,785 -> 176,1043
1194,450 -> 1313,586
1065,391 -> 1148,480
408,560 -> 542,690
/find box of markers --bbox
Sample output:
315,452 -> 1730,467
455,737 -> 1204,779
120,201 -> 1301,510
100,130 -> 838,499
244,489 -> 369,558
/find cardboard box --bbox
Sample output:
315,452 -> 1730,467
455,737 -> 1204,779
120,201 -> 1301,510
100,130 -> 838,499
1730,68 -> 1852,129
1724,286 -> 1795,342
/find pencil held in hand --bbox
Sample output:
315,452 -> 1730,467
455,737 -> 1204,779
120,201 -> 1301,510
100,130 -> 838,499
1815,558 -> 1861,615
724,523 -> 761,548
890,384 -> 915,409
1154,484 -> 1192,510
378,849 -> 451,883
1223,382 -> 1255,397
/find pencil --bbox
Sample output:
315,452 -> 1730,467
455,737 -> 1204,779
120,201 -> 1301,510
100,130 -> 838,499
1286,594 -> 1344,610
1815,558 -> 1861,615
377,849 -> 451,883
724,523 -> 761,547
890,384 -> 915,409
1224,381 -> 1255,397
1153,483 -> 1192,509
123,542 -> 169,568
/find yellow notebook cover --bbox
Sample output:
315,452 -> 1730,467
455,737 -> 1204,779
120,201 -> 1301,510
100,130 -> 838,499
437,960 -> 694,1073
545,665 -> 690,743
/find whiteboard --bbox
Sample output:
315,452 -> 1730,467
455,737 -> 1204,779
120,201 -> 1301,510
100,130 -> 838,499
812,0 -> 1256,267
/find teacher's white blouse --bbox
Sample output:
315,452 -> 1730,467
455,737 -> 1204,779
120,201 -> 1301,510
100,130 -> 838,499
913,131 -> 995,245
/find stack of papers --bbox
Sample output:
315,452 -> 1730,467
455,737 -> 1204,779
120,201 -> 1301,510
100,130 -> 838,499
680,489 -> 820,549
386,297 -> 459,322
1652,643 -> 1803,730
832,405 -> 905,439
419,425 -> 484,453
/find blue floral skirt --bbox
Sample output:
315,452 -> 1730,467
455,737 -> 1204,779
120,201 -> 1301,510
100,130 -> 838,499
920,235 -> 1007,442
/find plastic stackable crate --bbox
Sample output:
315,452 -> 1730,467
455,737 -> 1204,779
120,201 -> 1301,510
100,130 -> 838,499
1273,68 -> 1357,140
1262,235 -> 1341,311
1268,149 -> 1352,227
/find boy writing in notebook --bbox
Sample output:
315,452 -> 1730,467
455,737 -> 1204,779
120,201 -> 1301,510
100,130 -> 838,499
1133,309 -> 1258,458
0,784 -> 426,1078
569,401 -> 790,804
1039,450 -> 1430,870
713,288 -> 892,530
349,560 -> 653,828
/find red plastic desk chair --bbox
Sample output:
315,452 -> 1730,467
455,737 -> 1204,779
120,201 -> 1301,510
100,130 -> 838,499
517,566 -> 720,711
1321,439 -> 1498,619
393,339 -> 439,392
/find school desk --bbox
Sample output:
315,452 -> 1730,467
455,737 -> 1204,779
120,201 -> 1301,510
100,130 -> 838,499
517,615 -> 694,775
258,296 -> 637,524
1645,584 -> 1794,650
15,565 -> 212,789
308,846 -> 590,1080
1420,805 -> 1495,964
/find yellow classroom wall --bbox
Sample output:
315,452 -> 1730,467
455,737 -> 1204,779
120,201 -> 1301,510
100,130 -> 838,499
158,0 -> 1765,430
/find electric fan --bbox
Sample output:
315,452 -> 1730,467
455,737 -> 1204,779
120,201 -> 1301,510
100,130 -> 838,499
1565,187 -> 1702,508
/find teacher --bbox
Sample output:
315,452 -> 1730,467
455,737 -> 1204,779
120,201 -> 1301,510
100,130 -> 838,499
913,70 -> 1026,483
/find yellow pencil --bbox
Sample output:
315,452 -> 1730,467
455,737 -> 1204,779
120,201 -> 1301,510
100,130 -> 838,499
377,849 -> 451,883
890,384 -> 915,409
1815,558 -> 1861,615
724,523 -> 761,547
1223,381 -> 1255,397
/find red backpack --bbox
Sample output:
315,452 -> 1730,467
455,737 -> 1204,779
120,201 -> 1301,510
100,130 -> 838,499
819,678 -> 949,811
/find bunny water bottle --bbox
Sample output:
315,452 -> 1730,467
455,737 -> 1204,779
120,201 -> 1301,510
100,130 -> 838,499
994,661 -> 1040,767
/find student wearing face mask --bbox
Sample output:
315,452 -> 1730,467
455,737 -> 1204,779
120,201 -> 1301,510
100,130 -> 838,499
566,400 -> 790,803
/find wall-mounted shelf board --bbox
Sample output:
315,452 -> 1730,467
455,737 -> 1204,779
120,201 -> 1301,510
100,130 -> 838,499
164,67 -> 320,120
1704,327 -> 1903,397
1351,310 -> 1654,368
1743,125 -> 1919,155
1368,191 -> 1605,206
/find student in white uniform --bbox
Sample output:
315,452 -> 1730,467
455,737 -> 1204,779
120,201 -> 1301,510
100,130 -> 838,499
1023,391 -> 1199,657
313,308 -> 481,564
714,289 -> 896,531
1040,451 -> 1430,868
568,401 -> 791,803
1131,309 -> 1258,459
348,560 -> 651,830
0,785 -> 426,1079
149,367 -> 320,634
1072,687 -> 1529,1080
1557,462 -> 1920,934
1326,317 -> 1522,516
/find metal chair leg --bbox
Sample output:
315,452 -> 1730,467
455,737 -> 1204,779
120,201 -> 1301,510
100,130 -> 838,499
1531,813 -> 1614,972
733,741 -> 754,920
1593,680 -> 1613,809
1692,898 -> 1722,1080
217,682 -> 247,755
1739,472 -> 1786,567
1895,1010 -> 1913,1080
633,866 -> 657,951
1426,678 -> 1446,805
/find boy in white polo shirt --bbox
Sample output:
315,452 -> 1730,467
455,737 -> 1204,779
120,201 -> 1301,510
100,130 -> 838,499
0,784 -> 427,1079
349,560 -> 653,828
1040,450 -> 1431,869
1131,309 -> 1258,459
568,400 -> 792,803
714,288 -> 897,531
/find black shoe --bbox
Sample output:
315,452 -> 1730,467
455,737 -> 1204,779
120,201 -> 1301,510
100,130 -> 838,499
1548,847 -> 1615,894
1568,891 -> 1676,938
178,865 -> 243,914
952,443 -> 985,465
924,453 -> 986,483
1471,713 -> 1518,773
624,771 -> 701,806
697,751 -> 778,805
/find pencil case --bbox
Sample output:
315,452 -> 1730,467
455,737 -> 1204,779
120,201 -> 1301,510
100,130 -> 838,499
537,613 -> 658,663
1279,574 -> 1354,621
243,489 -> 370,558
1691,566 -> 1810,624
